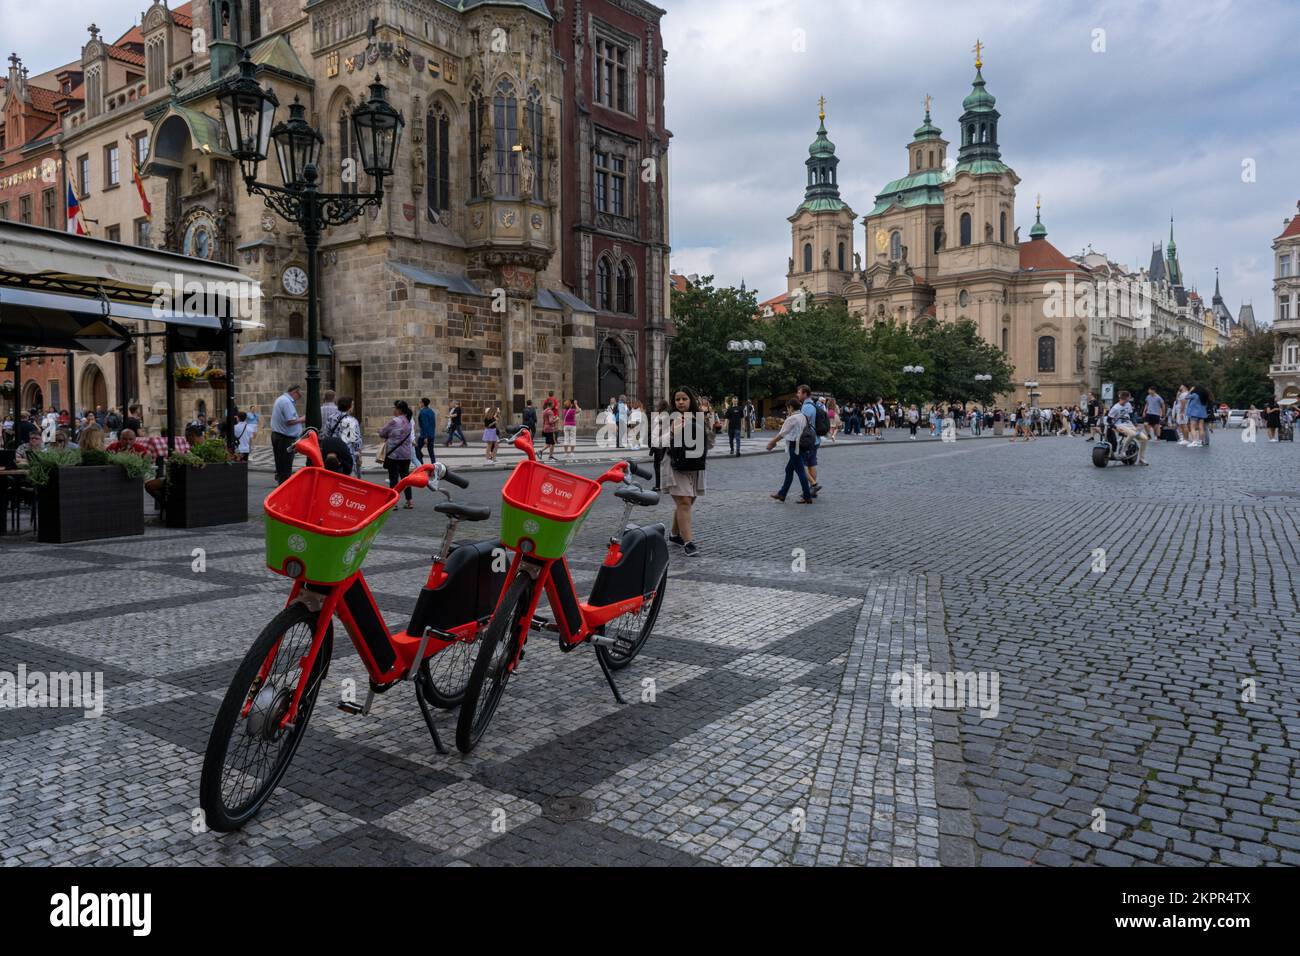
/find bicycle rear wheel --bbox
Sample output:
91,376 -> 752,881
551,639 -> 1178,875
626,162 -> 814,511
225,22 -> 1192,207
200,603 -> 333,832
597,567 -> 666,671
455,571 -> 533,754
421,636 -> 480,708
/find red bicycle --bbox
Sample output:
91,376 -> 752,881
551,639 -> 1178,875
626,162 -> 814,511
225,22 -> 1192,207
454,430 -> 669,753
199,431 -> 502,831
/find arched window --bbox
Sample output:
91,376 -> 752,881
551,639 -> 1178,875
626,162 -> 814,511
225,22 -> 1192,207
526,85 -> 545,200
596,257 -> 612,311
915,150 -> 922,170
1001,327 -> 1009,353
1000,211 -> 1007,243
426,107 -> 450,220
959,289 -> 969,308
889,231 -> 902,261
967,123 -> 975,145
337,102 -> 360,194
933,224 -> 943,254
803,242 -> 812,273
1285,339 -> 1299,366
493,78 -> 519,195
1037,335 -> 1056,372
616,260 -> 634,313
928,149 -> 934,167
598,338 -> 627,407
469,81 -> 485,197
837,242 -> 845,271
960,213 -> 971,246
249,0 -> 262,40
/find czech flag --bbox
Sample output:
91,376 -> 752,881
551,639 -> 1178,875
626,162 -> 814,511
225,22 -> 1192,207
66,181 -> 87,235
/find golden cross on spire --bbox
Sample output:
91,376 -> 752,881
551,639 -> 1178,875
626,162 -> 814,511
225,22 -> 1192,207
923,93 -> 932,114
973,39 -> 984,70
818,95 -> 826,122
1036,193 -> 1042,214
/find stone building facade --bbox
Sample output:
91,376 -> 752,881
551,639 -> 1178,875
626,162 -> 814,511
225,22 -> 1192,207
552,0 -> 672,410
1270,202 -> 1300,399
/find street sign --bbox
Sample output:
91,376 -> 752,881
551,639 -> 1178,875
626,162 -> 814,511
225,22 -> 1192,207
747,356 -> 763,366
1101,383 -> 1114,402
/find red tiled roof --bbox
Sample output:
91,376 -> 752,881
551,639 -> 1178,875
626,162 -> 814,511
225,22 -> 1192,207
115,26 -> 144,47
1018,238 -> 1088,273
1278,212 -> 1300,241
757,292 -> 791,315
669,273 -> 691,293
108,47 -> 146,68
173,3 -> 194,28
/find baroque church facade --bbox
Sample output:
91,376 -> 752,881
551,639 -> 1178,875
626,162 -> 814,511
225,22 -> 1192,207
779,56 -> 1100,408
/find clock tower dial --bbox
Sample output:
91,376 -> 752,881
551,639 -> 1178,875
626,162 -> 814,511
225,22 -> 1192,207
281,266 -> 308,297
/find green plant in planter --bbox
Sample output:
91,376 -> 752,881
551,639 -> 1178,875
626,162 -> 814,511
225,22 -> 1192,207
79,448 -> 109,467
24,449 -> 83,488
107,451 -> 155,481
173,366 -> 202,384
193,437 -> 233,464
204,368 -> 227,381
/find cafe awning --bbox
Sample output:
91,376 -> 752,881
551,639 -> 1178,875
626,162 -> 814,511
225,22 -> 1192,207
0,220 -> 262,345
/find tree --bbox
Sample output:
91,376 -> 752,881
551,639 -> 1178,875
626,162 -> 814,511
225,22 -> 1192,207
913,318 -> 1015,403
755,303 -> 874,398
1208,332 -> 1275,408
667,276 -> 762,401
1098,336 -> 1214,400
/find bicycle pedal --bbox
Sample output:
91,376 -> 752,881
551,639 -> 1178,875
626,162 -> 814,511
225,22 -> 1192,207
337,702 -> 365,715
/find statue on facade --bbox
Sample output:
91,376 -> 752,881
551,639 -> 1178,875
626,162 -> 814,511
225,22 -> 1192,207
788,256 -> 794,274
822,249 -> 830,268
478,147 -> 495,197
854,251 -> 862,272
518,147 -> 535,200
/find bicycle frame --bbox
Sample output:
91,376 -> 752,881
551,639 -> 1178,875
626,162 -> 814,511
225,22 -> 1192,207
485,431 -> 658,683
252,437 -> 488,735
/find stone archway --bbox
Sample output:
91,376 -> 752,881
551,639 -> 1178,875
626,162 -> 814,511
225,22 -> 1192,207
80,362 -> 109,415
598,336 -> 628,407
22,382 -> 43,413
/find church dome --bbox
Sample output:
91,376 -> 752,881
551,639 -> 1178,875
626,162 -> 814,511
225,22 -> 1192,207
962,69 -> 996,111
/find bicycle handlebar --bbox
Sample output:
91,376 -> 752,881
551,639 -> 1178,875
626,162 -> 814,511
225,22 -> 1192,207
393,462 -> 435,495
627,460 -> 653,482
439,464 -> 469,489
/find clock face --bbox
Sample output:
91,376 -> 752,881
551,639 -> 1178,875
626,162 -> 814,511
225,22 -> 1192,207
875,229 -> 888,252
282,266 -> 308,296
183,214 -> 216,259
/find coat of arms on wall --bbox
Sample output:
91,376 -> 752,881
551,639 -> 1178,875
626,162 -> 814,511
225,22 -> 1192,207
327,51 -> 340,77
428,59 -> 441,79
444,57 -> 457,83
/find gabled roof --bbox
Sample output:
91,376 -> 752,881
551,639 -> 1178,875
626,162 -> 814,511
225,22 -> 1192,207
1019,237 -> 1088,273
108,47 -> 146,68
1148,245 -> 1166,283
1237,303 -> 1257,331
669,274 -> 692,294
757,291 -> 791,315
1278,215 -> 1300,241
173,3 -> 195,28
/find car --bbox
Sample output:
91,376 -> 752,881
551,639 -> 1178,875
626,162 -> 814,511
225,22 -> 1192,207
1226,409 -> 1248,428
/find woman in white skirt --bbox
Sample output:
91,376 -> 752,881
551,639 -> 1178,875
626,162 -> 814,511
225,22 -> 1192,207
660,386 -> 710,557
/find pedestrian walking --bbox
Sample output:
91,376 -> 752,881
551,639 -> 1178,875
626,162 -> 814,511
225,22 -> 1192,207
768,400 -> 814,504
541,400 -> 560,461
446,401 -> 467,446
628,399 -> 645,450
270,384 -> 306,484
907,404 -> 919,439
522,399 -> 538,439
1142,386 -> 1165,442
562,399 -> 579,461
379,400 -> 415,509
725,399 -> 744,456
320,390 -> 341,437
483,406 -> 501,461
649,400 -> 670,489
414,397 -> 438,464
234,411 -> 253,461
661,386 -> 709,557
332,396 -> 363,477
1264,399 -> 1281,441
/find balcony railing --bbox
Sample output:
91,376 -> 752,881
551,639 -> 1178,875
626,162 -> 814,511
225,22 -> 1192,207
1270,364 -> 1300,375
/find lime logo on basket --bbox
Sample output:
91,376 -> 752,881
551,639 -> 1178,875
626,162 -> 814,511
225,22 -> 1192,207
329,492 -> 345,508
342,542 -> 359,566
287,534 -> 307,553
523,518 -> 540,534
540,481 -> 554,496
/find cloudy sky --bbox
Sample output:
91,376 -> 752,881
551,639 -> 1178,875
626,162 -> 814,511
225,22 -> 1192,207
5,0 -> 1295,321
661,0 -> 1300,322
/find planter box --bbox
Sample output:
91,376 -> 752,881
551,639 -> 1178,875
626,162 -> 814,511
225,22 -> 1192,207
165,461 -> 248,528
37,465 -> 145,543
175,380 -> 198,389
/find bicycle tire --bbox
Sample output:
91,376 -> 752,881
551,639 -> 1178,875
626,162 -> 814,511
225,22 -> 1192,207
199,603 -> 333,832
420,635 -> 480,709
596,567 -> 666,671
455,571 -> 533,753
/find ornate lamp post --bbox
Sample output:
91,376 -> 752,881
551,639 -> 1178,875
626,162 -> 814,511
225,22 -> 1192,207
727,339 -> 765,410
216,53 -> 404,429
902,364 -> 925,407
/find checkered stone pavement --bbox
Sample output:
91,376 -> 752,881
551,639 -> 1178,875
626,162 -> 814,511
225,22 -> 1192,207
2,430 -> 1299,866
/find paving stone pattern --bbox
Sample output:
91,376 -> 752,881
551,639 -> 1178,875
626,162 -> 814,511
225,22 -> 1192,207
2,431 -> 1298,866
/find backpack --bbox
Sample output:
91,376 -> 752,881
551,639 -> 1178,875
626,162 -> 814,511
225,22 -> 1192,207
798,419 -> 816,453
814,405 -> 830,436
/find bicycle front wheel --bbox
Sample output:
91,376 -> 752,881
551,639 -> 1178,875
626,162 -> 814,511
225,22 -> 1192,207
200,603 -> 334,832
420,635 -> 481,709
597,567 -> 666,671
455,571 -> 533,754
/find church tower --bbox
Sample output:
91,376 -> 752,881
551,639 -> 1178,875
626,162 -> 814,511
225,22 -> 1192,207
938,44 -> 1020,278
787,98 -> 856,305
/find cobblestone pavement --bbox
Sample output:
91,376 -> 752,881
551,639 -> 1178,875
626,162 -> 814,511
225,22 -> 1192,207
2,431 -> 1298,866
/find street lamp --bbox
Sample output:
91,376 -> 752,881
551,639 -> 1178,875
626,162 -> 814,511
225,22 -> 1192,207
902,364 -> 925,406
1023,379 -> 1040,408
727,339 -> 765,411
217,52 -> 404,429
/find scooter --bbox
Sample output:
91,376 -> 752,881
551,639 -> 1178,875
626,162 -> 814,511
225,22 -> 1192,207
1091,417 -> 1140,467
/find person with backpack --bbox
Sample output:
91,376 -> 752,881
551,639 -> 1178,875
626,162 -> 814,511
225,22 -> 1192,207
768,399 -> 815,504
661,386 -> 709,557
797,384 -> 826,495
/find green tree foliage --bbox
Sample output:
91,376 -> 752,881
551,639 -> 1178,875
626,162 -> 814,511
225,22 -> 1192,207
913,318 -> 1016,404
667,276 -> 762,401
754,303 -> 874,398
1098,334 -> 1274,406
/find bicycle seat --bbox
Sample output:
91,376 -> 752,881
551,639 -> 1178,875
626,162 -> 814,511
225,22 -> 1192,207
615,486 -> 660,507
434,502 -> 492,522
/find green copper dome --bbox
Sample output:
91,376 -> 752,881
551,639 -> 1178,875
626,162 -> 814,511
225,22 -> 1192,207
809,118 -> 836,157
962,68 -> 997,111
1029,207 -> 1047,239
912,109 -> 942,141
